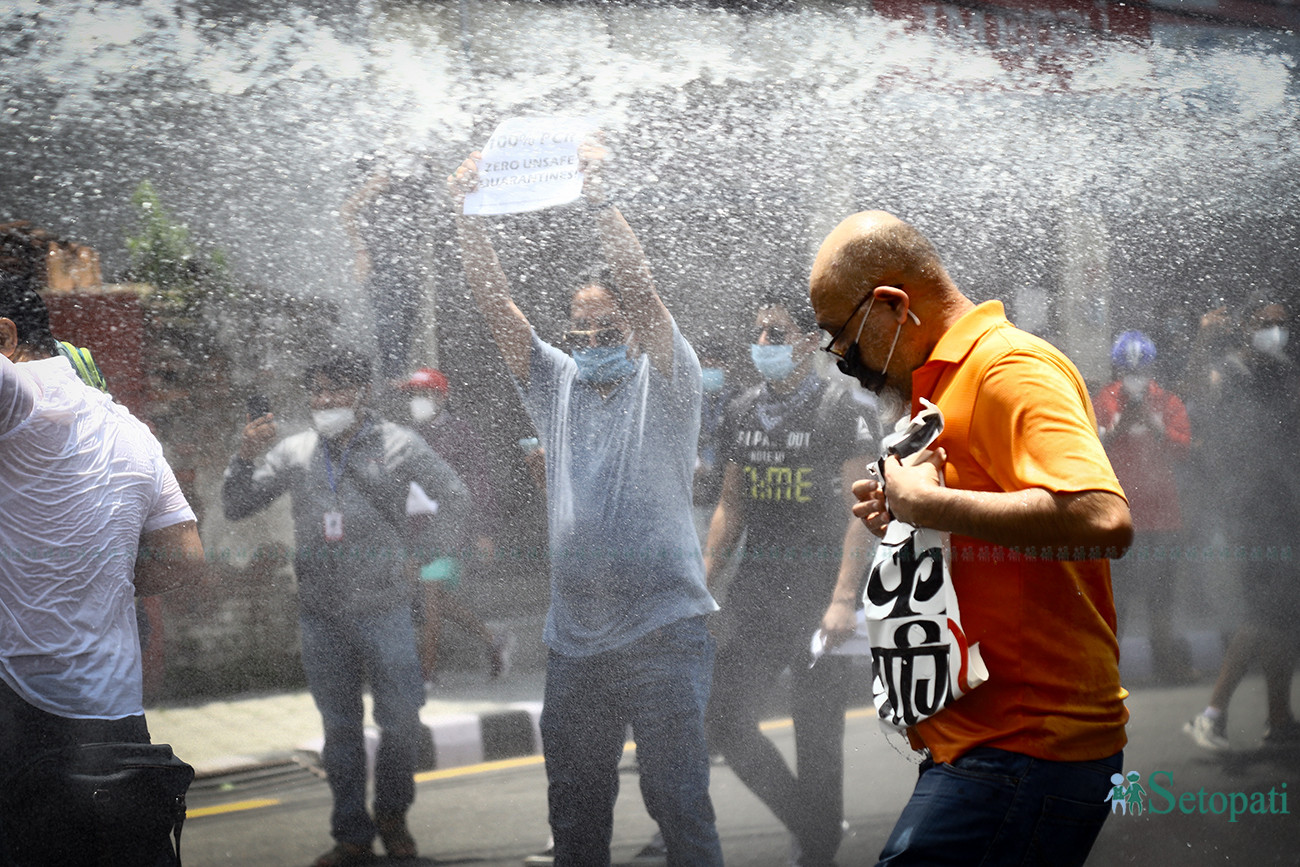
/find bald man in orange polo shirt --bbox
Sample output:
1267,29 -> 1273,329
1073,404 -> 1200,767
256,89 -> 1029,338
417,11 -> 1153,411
810,211 -> 1133,867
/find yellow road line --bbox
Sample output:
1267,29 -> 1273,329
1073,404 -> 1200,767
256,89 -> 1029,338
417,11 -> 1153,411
188,798 -> 281,818
194,706 -> 880,818
415,753 -> 545,782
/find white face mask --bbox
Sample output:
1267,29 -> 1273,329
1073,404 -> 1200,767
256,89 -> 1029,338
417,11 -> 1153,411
1252,325 -> 1289,357
312,407 -> 357,439
1122,374 -> 1150,398
409,396 -> 440,424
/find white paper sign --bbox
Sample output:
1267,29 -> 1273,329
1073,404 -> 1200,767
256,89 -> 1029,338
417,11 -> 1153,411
463,116 -> 595,216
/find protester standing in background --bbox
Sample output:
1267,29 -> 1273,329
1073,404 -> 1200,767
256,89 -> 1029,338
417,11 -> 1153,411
1095,330 -> 1193,684
223,351 -> 468,867
448,145 -> 722,867
1181,299 -> 1300,750
341,148 -> 442,380
704,287 -> 878,867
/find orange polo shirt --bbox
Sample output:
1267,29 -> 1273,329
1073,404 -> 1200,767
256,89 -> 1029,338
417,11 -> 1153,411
907,301 -> 1129,764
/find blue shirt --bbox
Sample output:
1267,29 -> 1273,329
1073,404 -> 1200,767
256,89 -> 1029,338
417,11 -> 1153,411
520,322 -> 717,655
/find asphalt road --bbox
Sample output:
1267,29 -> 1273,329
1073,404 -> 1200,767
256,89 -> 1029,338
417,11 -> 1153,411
181,676 -> 1300,866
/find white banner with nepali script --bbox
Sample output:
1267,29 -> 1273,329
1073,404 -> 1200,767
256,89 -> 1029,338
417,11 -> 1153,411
864,400 -> 988,733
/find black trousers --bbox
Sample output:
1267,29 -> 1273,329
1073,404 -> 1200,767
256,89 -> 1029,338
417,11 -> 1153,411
0,681 -> 151,865
705,573 -> 853,867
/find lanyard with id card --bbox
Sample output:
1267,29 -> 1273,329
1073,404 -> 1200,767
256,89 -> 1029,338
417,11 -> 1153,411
323,510 -> 344,542
321,422 -> 369,544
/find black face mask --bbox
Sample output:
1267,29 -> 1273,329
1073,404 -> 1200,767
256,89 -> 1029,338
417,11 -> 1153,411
837,345 -> 888,393
840,306 -> 911,394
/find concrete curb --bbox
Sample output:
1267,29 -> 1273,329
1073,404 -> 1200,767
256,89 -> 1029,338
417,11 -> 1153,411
289,702 -> 545,781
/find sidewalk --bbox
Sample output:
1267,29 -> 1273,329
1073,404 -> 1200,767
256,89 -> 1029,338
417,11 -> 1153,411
146,667 -> 548,780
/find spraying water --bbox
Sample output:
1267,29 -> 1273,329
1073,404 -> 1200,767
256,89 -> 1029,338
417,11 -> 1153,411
1,0 -> 1296,350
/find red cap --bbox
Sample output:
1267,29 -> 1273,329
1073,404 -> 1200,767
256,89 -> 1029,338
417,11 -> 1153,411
398,367 -> 449,395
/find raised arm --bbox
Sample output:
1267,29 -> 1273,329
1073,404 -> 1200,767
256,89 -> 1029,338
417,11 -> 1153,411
222,415 -> 293,521
339,168 -> 391,285
447,154 -> 534,382
582,145 -> 674,376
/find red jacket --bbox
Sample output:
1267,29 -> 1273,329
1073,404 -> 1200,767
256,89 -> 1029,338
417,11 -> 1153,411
1094,380 -> 1190,532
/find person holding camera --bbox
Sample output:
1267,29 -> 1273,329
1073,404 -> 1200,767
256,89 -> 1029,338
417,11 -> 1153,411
223,351 -> 467,867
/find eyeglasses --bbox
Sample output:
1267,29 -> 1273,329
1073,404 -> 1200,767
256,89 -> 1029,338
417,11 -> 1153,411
752,325 -> 789,346
561,321 -> 624,350
820,293 -> 876,361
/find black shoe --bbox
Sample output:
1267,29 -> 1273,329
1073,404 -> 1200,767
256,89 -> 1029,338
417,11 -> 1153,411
1262,719 -> 1300,747
631,832 -> 667,864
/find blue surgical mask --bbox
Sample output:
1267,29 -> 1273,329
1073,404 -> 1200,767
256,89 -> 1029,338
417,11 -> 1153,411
701,367 -> 726,393
573,345 -> 636,383
751,344 -> 796,381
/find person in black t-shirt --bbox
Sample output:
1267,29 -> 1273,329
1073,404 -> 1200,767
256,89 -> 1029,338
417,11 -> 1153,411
704,288 -> 879,867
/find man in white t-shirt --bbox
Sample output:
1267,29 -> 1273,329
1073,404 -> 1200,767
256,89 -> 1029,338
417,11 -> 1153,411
0,275 -> 204,859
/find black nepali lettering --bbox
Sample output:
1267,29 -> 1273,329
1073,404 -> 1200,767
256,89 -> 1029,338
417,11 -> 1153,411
872,618 -> 951,727
866,534 -> 945,619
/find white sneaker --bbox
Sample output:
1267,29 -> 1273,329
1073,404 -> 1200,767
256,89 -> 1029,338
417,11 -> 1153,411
1183,712 -> 1230,751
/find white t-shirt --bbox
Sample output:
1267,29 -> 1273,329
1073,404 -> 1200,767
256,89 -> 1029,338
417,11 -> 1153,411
0,354 -> 194,719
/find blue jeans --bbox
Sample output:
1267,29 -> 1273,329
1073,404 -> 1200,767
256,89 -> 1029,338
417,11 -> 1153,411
878,747 -> 1123,866
540,615 -> 723,867
299,604 -> 425,847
